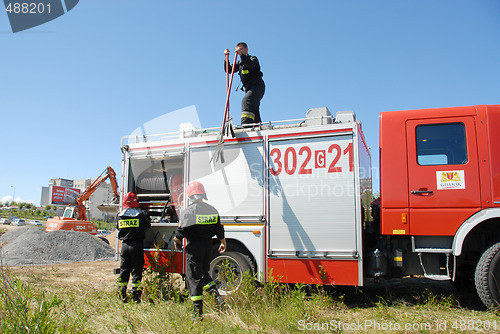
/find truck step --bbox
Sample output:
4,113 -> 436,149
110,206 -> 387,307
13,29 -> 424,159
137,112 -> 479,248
137,193 -> 170,198
414,248 -> 452,254
424,274 -> 451,281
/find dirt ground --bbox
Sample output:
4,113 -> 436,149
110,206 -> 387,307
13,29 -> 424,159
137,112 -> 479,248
9,259 -> 119,291
1,224 -> 18,233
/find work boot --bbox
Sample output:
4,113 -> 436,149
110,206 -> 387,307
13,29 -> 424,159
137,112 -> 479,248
191,300 -> 203,322
118,286 -> 128,303
208,286 -> 225,307
132,290 -> 142,303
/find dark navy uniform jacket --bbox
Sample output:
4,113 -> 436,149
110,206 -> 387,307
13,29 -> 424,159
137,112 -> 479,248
116,208 -> 151,241
225,54 -> 264,89
175,201 -> 224,241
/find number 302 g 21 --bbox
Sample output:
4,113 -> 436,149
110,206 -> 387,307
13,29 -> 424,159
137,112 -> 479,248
5,2 -> 51,14
269,143 -> 353,176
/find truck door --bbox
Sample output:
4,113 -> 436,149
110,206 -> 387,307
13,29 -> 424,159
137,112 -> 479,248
267,134 -> 358,256
266,132 -> 362,286
406,117 -> 481,235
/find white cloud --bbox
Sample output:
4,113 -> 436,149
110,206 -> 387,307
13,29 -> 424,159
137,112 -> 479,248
1,196 -> 34,204
1,196 -> 12,203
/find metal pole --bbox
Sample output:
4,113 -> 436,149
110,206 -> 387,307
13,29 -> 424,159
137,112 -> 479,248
10,186 -> 15,203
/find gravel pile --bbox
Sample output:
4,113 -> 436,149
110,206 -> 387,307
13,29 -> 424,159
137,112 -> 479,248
0,227 -> 115,266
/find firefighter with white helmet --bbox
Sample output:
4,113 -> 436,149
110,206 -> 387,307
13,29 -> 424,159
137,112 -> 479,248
174,181 -> 226,321
116,192 -> 151,303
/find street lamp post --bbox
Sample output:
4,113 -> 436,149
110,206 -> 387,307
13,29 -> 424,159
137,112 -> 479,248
10,186 -> 15,204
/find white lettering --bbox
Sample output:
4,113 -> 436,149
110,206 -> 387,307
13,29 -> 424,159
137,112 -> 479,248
297,319 -> 305,330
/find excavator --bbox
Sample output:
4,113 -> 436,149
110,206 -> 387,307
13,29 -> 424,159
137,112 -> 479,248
46,166 -> 120,235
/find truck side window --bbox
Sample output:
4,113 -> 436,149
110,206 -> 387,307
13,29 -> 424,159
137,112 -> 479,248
415,123 -> 467,166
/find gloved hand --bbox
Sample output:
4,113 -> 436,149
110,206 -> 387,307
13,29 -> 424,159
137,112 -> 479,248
174,237 -> 182,250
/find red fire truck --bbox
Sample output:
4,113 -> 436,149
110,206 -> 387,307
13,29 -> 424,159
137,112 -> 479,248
120,104 -> 500,308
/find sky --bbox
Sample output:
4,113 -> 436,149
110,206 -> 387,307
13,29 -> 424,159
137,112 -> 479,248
1,0 -> 499,206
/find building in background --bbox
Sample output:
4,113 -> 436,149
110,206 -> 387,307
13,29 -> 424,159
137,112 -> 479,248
41,178 -> 115,221
50,178 -> 73,188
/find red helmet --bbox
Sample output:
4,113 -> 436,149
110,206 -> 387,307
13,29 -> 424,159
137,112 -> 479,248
170,174 -> 184,200
123,192 -> 140,208
187,181 -> 207,200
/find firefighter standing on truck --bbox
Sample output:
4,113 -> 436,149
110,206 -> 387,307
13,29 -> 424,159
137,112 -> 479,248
116,192 -> 151,303
224,42 -> 265,126
174,181 -> 226,321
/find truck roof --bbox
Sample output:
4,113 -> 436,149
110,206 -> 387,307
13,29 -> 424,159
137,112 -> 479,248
122,108 -> 360,149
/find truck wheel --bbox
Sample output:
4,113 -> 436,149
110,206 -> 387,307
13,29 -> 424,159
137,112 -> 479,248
209,251 -> 252,295
475,242 -> 500,308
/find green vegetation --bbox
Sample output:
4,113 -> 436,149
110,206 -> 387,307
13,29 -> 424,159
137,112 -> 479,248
0,201 -> 55,221
0,265 -> 88,334
92,220 -> 115,231
0,202 -> 115,230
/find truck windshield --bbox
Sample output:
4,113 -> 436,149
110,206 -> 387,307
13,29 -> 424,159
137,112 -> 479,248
63,208 -> 74,218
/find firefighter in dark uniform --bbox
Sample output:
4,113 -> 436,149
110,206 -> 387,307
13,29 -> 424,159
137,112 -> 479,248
173,181 -> 226,320
116,192 -> 151,303
224,42 -> 265,125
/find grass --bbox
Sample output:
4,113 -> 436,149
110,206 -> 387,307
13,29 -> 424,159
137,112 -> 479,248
1,259 -> 500,333
0,263 -> 88,334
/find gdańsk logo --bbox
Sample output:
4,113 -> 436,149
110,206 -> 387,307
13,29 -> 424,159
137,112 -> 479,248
3,0 -> 79,33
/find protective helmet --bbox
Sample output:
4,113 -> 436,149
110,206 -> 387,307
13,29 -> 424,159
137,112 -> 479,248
170,174 -> 184,202
187,181 -> 207,201
123,192 -> 140,208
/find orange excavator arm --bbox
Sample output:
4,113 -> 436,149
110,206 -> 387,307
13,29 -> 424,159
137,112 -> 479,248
75,166 -> 120,221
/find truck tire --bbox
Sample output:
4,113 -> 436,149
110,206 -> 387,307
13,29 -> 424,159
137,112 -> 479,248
475,242 -> 500,308
209,251 -> 252,295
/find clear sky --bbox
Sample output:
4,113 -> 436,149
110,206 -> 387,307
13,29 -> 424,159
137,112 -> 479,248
1,0 -> 499,206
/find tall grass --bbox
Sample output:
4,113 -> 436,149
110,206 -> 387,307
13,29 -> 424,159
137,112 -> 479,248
2,255 -> 498,334
0,258 -> 89,334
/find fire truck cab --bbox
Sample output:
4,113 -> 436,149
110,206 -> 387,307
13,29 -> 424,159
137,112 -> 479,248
377,104 -> 500,308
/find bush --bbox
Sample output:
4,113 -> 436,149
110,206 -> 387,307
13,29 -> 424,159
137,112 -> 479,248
141,244 -> 184,303
0,260 -> 89,334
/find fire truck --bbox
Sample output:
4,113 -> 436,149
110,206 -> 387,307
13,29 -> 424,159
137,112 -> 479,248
120,104 -> 500,308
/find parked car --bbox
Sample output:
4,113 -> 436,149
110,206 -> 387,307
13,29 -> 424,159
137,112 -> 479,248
11,218 -> 26,226
0,218 -> 10,225
97,229 -> 111,236
29,220 -> 42,226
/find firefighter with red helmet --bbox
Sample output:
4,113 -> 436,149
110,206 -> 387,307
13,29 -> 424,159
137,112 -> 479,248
116,192 -> 151,303
174,181 -> 226,321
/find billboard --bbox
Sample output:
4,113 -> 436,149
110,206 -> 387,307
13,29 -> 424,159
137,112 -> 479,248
50,185 -> 81,205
